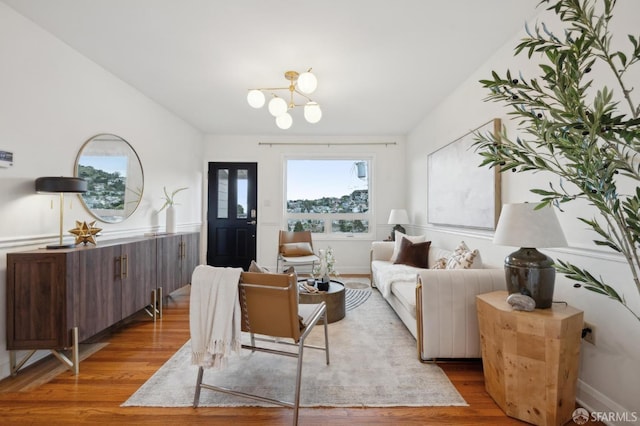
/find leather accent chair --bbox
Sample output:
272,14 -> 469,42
193,271 -> 330,426
277,230 -> 320,273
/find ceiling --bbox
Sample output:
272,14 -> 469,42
3,0 -> 540,136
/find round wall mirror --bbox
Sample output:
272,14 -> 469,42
75,133 -> 144,223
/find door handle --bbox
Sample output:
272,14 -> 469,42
247,220 -> 257,225
121,254 -> 128,279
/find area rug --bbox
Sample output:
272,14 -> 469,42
122,286 -> 467,408
343,277 -> 372,311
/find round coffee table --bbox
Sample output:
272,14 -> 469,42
298,279 -> 345,323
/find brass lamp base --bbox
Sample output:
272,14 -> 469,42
504,247 -> 556,309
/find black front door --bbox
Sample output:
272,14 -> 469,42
207,162 -> 257,269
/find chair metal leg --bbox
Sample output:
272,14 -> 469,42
293,339 -> 305,426
193,366 -> 204,407
323,314 -> 330,365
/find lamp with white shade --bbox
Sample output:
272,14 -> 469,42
387,209 -> 410,241
493,203 -> 568,308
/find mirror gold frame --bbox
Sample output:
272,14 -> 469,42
74,133 -> 144,223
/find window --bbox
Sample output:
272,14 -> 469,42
216,167 -> 250,219
285,158 -> 371,236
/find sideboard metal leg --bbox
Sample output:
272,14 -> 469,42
145,289 -> 162,321
9,349 -> 36,376
152,288 -> 157,321
9,328 -> 78,375
9,351 -> 15,376
152,289 -> 158,321
50,327 -> 79,375
71,327 -> 79,375
157,287 -> 163,319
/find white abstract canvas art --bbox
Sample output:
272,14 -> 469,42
427,119 -> 501,230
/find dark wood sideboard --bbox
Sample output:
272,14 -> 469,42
6,231 -> 199,375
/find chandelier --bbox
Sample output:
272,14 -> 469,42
246,69 -> 322,130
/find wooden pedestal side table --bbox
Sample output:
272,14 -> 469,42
298,280 -> 346,323
476,291 -> 583,426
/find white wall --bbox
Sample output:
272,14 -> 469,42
203,134 -> 406,274
407,2 -> 640,420
3,0 -> 638,418
0,3 -> 204,379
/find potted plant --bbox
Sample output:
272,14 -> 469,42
473,0 -> 640,321
159,186 -> 187,233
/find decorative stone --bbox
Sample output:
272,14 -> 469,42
506,293 -> 536,311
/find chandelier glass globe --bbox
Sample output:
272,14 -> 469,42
297,71 -> 318,94
304,102 -> 322,123
268,97 -> 288,117
247,90 -> 265,108
275,112 -> 293,129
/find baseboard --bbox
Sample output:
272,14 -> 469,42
577,380 -> 639,426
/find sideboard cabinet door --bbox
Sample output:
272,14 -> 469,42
158,232 -> 200,297
76,245 -> 121,341
180,232 -> 200,285
121,239 -> 157,319
7,252 -> 78,350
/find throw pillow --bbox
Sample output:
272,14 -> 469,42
432,257 -> 447,269
445,241 -> 480,269
393,237 -> 431,268
280,242 -> 314,257
248,260 -> 269,273
390,231 -> 426,262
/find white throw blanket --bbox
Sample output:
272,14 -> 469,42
377,265 -> 418,299
189,265 -> 243,369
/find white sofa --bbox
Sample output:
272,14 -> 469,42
370,240 -> 505,361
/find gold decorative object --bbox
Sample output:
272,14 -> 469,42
68,220 -> 102,246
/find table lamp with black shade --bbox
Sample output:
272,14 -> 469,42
387,209 -> 409,241
493,203 -> 567,308
35,176 -> 88,249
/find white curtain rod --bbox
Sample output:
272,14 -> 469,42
258,142 -> 397,147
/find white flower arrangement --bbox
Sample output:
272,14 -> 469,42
313,247 -> 338,279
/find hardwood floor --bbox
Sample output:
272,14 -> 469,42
0,283 -> 570,425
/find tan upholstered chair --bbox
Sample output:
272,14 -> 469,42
277,230 -> 320,273
193,271 -> 329,426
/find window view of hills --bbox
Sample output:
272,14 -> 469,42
78,165 -> 126,210
287,189 -> 368,214
287,218 -> 369,233
287,189 -> 369,233
286,159 -> 370,234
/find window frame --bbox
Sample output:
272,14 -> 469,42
283,155 -> 374,239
